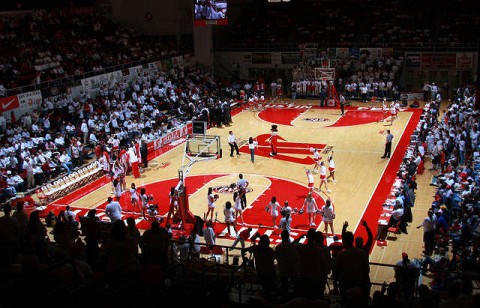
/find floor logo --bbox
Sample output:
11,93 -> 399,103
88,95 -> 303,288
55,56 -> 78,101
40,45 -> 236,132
304,117 -> 330,122
213,184 -> 253,194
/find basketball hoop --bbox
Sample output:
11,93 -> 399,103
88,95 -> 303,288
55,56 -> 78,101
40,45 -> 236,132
168,134 -> 222,229
315,67 -> 335,81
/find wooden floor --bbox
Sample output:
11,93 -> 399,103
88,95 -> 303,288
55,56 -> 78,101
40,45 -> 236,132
52,98 -> 440,290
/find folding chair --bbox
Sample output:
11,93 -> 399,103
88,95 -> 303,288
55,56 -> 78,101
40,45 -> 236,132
387,221 -> 401,240
35,187 -> 50,206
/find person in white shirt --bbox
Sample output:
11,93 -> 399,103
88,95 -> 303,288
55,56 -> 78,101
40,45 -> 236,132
59,150 -> 73,174
80,119 -> 89,144
54,133 -> 65,148
89,132 -> 98,145
105,197 -> 122,222
203,219 -> 216,248
223,201 -> 237,237
265,196 -> 280,228
248,137 -> 258,163
227,131 -> 240,157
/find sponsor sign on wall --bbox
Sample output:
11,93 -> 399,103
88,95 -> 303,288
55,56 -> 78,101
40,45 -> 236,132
281,52 -> 301,64
0,95 -> 20,113
17,90 -> 42,113
252,53 -> 272,65
456,53 -> 473,69
406,54 -> 421,68
421,53 -> 456,69
81,70 -> 124,95
147,123 -> 192,153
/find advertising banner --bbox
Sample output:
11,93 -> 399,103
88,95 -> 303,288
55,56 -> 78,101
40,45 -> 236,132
456,53 -> 473,69
421,53 -> 456,69
0,95 -> 20,113
336,48 -> 350,59
17,90 -> 42,113
406,54 -> 421,68
41,84 -> 67,99
281,52 -> 301,64
81,70 -> 123,95
252,53 -> 272,64
147,123 -> 192,153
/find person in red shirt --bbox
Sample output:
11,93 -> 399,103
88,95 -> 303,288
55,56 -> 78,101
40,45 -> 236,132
230,227 -> 253,250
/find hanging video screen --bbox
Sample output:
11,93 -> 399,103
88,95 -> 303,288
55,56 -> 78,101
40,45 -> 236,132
193,0 -> 228,26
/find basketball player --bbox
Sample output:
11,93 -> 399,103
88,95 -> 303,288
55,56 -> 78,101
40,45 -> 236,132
318,161 -> 331,193
326,151 -> 336,183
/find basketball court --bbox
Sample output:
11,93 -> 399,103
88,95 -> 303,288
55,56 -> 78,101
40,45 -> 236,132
38,97 -> 436,288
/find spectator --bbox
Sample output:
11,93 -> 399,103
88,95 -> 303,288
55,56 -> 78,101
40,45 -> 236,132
105,196 -> 122,222
242,234 -> 276,299
336,230 -> 370,305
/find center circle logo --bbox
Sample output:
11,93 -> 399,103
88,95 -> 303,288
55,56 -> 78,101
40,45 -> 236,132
212,184 -> 253,194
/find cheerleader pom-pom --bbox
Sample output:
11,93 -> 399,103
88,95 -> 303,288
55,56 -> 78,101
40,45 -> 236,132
298,209 -> 304,215
309,147 -> 314,153
214,194 -> 219,199
265,206 -> 270,213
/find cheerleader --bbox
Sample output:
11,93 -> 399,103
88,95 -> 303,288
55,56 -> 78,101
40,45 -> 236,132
300,192 -> 318,227
223,201 -> 237,237
139,187 -> 148,219
206,187 -> 218,221
112,178 -> 122,202
265,196 -> 280,228
311,148 -> 322,172
326,151 -> 336,183
306,169 -> 315,191
130,182 -> 140,212
318,161 -> 331,193
320,199 -> 336,237
233,191 -> 244,225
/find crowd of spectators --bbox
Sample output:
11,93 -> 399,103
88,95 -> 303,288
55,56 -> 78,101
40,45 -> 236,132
0,7 -> 184,92
218,0 -> 479,48
374,84 -> 480,306
291,50 -> 404,101
0,63 -> 243,204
